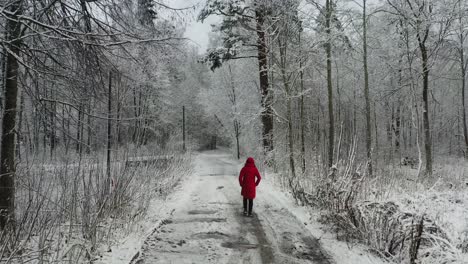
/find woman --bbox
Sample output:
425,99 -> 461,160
238,157 -> 261,216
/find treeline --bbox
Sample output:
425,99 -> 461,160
200,0 -> 468,177
0,0 -> 216,238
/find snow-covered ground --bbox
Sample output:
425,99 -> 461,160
101,150 -> 388,263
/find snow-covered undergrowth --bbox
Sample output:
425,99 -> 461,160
281,156 -> 468,264
0,145 -> 192,263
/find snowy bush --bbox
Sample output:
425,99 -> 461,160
0,145 -> 192,263
282,152 -> 468,263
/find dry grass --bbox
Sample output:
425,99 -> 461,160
279,150 -> 468,263
0,143 -> 192,263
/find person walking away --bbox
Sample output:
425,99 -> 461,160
238,157 -> 261,217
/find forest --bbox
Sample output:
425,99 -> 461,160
0,0 -> 468,263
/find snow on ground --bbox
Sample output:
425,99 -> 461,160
260,173 -> 388,264
96,159 -> 197,264
356,163 -> 468,263
102,150 -> 389,264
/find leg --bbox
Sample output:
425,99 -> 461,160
243,198 -> 247,213
248,199 -> 253,215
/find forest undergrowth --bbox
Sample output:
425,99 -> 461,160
278,150 -> 468,264
0,143 -> 192,263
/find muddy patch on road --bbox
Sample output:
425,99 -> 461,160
173,217 -> 227,224
191,231 -> 231,240
208,202 -> 238,206
221,241 -> 258,250
280,232 -> 332,263
187,209 -> 217,215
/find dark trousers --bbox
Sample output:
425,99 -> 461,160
243,198 -> 253,213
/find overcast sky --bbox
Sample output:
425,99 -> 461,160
172,0 -> 216,53
169,0 -> 380,53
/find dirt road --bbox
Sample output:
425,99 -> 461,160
133,151 -> 333,264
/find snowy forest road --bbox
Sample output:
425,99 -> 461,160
134,151 -> 333,264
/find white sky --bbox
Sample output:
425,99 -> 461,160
169,0 -> 381,53
171,0 -> 217,53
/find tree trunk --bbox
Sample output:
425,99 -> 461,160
106,72 -> 112,196
394,102 -> 401,152
0,0 -> 22,230
76,101 -> 83,154
65,106 -> 71,154
62,106 -> 68,154
326,0 -> 335,168
235,120 -> 240,159
183,106 -> 186,152
460,34 -> 468,158
255,6 -> 273,154
316,94 -> 321,166
420,43 -> 432,174
363,0 -> 372,176
16,91 -> 24,160
86,101 -> 91,154
132,87 -> 139,143
374,101 -> 379,157
299,30 -> 306,173
116,80 -> 122,145
287,94 -> 296,181
50,90 -> 56,158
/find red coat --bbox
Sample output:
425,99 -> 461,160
239,157 -> 261,199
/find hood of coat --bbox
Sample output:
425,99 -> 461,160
245,157 -> 256,167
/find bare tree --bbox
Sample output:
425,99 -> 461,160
0,0 -> 22,230
387,0 -> 456,174
456,0 -> 468,158
325,0 -> 335,168
362,0 -> 373,175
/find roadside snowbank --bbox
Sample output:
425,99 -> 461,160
260,171 -> 389,264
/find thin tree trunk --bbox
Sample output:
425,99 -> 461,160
79,102 -> 84,157
32,76 -> 40,153
42,85 -> 47,154
132,87 -> 138,143
363,0 -> 372,175
137,91 -> 143,145
394,102 -> 401,153
374,102 -> 379,158
326,0 -> 335,168
460,32 -> 468,158
116,79 -> 122,145
336,61 -> 341,127
316,93 -> 321,166
62,106 -> 67,154
86,101 -> 91,154
50,90 -> 56,159
0,32 -> 5,112
76,101 -> 83,154
183,106 -> 186,152
235,120 -> 240,159
287,94 -> 296,181
16,90 -> 24,160
299,30 -> 306,173
106,72 -> 112,196
353,88 -> 357,136
25,108 -> 33,154
65,106 -> 71,154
